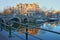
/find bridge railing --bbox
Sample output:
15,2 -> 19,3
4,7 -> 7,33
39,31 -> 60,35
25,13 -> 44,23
0,21 -> 60,40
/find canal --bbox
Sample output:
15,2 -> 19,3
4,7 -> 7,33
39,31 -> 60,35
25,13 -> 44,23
15,21 -> 60,40
0,20 -> 60,40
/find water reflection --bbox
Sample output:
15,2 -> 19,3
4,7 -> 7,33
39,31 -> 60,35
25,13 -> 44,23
17,21 -> 60,35
44,21 -> 59,27
16,21 -> 60,40
17,28 -> 39,35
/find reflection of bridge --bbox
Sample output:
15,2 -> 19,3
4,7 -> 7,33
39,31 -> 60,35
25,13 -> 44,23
0,17 -> 60,40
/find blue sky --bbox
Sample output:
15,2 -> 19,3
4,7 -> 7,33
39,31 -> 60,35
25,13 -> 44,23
0,0 -> 60,12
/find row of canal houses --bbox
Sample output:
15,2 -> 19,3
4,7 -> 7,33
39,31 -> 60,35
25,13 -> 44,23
0,9 -> 60,24
0,9 -> 46,24
47,11 -> 60,21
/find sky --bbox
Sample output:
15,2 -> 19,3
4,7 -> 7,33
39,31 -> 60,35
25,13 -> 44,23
0,0 -> 60,12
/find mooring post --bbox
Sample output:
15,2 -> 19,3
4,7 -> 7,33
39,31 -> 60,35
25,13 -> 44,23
26,23 -> 28,40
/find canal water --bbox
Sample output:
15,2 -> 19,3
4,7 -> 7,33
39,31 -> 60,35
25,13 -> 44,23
15,21 -> 60,40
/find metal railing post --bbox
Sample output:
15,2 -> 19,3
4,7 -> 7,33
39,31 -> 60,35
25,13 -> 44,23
26,23 -> 28,40
8,21 -> 13,38
9,25 -> 12,37
0,23 -> 3,31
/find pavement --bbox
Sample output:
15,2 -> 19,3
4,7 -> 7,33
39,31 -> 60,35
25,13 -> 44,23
0,30 -> 26,40
0,30 -> 39,40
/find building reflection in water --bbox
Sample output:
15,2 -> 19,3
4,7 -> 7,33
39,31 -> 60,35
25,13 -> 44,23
50,21 -> 59,27
17,28 -> 39,35
44,21 -> 60,27
16,21 -> 60,35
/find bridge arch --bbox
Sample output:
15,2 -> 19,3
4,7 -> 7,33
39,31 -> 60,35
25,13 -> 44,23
11,17 -> 20,22
10,17 -> 20,28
